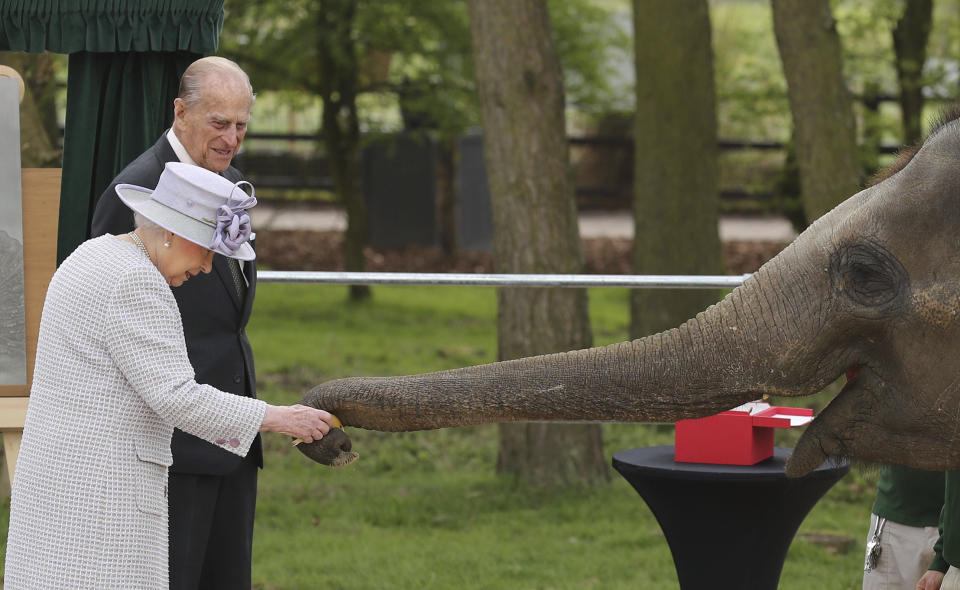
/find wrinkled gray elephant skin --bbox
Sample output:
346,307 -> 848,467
301,109 -> 960,478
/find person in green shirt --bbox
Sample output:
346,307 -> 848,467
863,465 -> 944,589
917,471 -> 960,590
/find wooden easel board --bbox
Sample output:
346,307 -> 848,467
0,168 -> 61,480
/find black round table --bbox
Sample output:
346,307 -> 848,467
612,445 -> 850,590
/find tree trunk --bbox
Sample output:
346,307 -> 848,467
630,0 -> 724,339
435,137 -> 456,255
893,0 -> 933,146
861,82 -> 883,176
466,0 -> 607,486
0,52 -> 59,168
772,0 -> 863,223
317,0 -> 370,301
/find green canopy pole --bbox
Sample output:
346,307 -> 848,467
0,1 -> 226,263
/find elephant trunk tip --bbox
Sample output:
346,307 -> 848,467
296,428 -> 359,467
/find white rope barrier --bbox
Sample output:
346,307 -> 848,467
258,270 -> 751,289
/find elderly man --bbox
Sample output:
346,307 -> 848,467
90,56 -> 260,590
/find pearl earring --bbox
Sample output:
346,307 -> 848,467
163,241 -> 170,248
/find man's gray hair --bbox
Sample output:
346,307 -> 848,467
178,56 -> 256,108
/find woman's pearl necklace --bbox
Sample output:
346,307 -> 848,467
128,231 -> 151,261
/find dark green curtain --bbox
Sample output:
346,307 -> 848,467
60,51 -> 196,262
0,1 -> 225,263
0,1 -> 224,53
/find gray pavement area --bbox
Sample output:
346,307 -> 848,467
252,203 -> 799,243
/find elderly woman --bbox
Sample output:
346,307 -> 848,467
4,162 -> 335,588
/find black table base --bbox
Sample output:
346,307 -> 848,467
613,446 -> 850,590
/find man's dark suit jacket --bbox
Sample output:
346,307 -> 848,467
90,134 -> 262,475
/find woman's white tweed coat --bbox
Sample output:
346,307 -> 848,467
4,235 -> 267,589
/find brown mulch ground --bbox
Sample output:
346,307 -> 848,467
256,230 -> 789,275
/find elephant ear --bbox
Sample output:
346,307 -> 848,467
296,428 -> 359,467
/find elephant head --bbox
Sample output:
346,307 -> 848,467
301,109 -> 960,477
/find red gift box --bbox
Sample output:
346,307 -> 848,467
674,402 -> 814,465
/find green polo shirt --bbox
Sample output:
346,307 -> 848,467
931,470 -> 960,573
873,465 -> 945,527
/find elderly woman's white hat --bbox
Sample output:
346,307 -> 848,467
115,162 -> 257,261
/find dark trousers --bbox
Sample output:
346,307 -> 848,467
168,453 -> 259,590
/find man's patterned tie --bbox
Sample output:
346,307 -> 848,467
228,258 -> 246,299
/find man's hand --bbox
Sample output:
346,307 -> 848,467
917,569 -> 945,590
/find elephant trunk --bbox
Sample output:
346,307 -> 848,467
304,246 -> 837,432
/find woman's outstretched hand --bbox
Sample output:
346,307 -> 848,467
260,404 -> 334,443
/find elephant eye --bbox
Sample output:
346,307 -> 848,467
831,241 -> 907,310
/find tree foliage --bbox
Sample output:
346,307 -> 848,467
714,0 -> 960,147
0,52 -> 61,168
221,0 -> 629,138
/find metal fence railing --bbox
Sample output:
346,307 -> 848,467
257,271 -> 751,289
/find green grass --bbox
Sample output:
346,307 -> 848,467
0,284 -> 878,588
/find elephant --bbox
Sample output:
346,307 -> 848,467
300,107 -> 960,478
